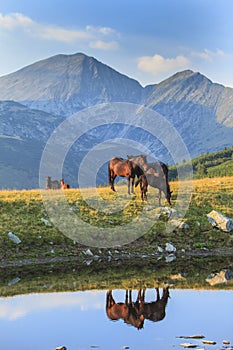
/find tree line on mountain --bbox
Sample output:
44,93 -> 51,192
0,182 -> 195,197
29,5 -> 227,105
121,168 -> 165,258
168,146 -> 233,180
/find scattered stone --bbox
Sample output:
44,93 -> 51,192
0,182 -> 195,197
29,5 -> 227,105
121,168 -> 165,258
179,343 -> 197,348
207,210 -> 233,232
165,254 -> 176,263
165,242 -> 177,253
177,335 -> 205,339
157,245 -> 164,253
8,277 -> 21,286
84,249 -> 94,256
41,217 -> 52,226
206,269 -> 233,285
169,219 -> 190,229
225,268 -> 233,280
202,340 -> 216,345
122,347 -> 130,349
55,346 -> 67,350
223,340 -> 230,345
8,232 -> 21,244
160,207 -> 178,217
170,273 -> 187,281
85,259 -> 93,266
69,206 -> 77,211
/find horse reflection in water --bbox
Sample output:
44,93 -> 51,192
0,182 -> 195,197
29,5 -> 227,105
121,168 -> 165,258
106,290 -> 144,329
106,287 -> 169,329
136,287 -> 170,323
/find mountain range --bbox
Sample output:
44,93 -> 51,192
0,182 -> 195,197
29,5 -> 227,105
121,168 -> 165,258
0,52 -> 232,189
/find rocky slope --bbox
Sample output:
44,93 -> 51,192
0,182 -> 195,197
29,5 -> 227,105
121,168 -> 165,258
0,53 -> 233,188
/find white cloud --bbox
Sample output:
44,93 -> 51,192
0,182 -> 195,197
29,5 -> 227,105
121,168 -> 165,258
0,291 -> 104,320
86,25 -> 118,37
191,48 -> 225,62
38,25 -> 91,42
137,54 -> 191,74
0,12 -> 119,49
89,40 -> 119,50
0,12 -> 33,29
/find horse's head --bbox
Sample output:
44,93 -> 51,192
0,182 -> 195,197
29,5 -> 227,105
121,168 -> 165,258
127,154 -> 147,169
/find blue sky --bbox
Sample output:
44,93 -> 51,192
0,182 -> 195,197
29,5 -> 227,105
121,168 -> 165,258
0,0 -> 233,87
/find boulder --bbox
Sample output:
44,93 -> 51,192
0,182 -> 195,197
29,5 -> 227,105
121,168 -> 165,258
206,269 -> 233,285
207,210 -> 233,232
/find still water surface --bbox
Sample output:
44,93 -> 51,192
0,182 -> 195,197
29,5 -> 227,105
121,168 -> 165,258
0,288 -> 232,350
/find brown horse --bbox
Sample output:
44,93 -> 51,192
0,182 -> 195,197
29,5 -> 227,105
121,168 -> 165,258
60,179 -> 70,189
108,157 -> 143,195
136,287 -> 170,323
127,155 -> 172,205
106,290 -> 144,329
46,176 -> 61,189
135,174 -> 148,201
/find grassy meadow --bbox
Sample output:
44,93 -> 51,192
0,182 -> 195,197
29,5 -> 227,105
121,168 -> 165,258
0,176 -> 233,265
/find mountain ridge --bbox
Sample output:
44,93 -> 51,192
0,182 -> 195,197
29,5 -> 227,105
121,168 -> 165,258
0,52 -> 233,189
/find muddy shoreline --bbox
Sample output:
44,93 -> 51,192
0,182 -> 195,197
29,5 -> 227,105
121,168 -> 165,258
1,248 -> 233,268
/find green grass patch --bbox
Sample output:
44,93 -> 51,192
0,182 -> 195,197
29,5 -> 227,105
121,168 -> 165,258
0,177 -> 233,264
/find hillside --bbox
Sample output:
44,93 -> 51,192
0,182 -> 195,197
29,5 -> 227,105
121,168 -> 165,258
0,52 -> 233,189
169,146 -> 233,180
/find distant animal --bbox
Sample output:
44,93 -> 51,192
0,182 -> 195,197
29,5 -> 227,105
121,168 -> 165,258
135,174 -> 148,201
106,290 -> 144,329
60,179 -> 70,189
108,157 -> 143,195
46,176 -> 60,189
136,287 -> 170,323
127,155 -> 172,205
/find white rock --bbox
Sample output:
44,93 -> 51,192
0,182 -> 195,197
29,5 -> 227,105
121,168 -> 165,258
8,277 -> 21,286
207,210 -> 233,232
84,248 -> 94,256
169,219 -> 189,229
165,254 -> 176,263
179,343 -> 197,348
157,245 -> 164,253
41,217 -> 52,226
165,242 -> 177,253
8,232 -> 21,244
206,269 -> 233,285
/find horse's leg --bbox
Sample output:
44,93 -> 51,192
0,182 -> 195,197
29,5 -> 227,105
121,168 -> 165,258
125,290 -> 129,304
131,176 -> 135,194
127,177 -> 131,195
111,174 -> 116,191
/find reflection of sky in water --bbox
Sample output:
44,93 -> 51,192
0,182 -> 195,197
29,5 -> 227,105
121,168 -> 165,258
0,289 -> 232,350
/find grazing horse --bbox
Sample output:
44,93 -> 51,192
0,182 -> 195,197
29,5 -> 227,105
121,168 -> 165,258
46,176 -> 60,189
127,155 -> 172,205
106,290 -> 144,329
108,157 -> 143,195
60,179 -> 70,189
136,287 -> 170,323
135,174 -> 148,201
